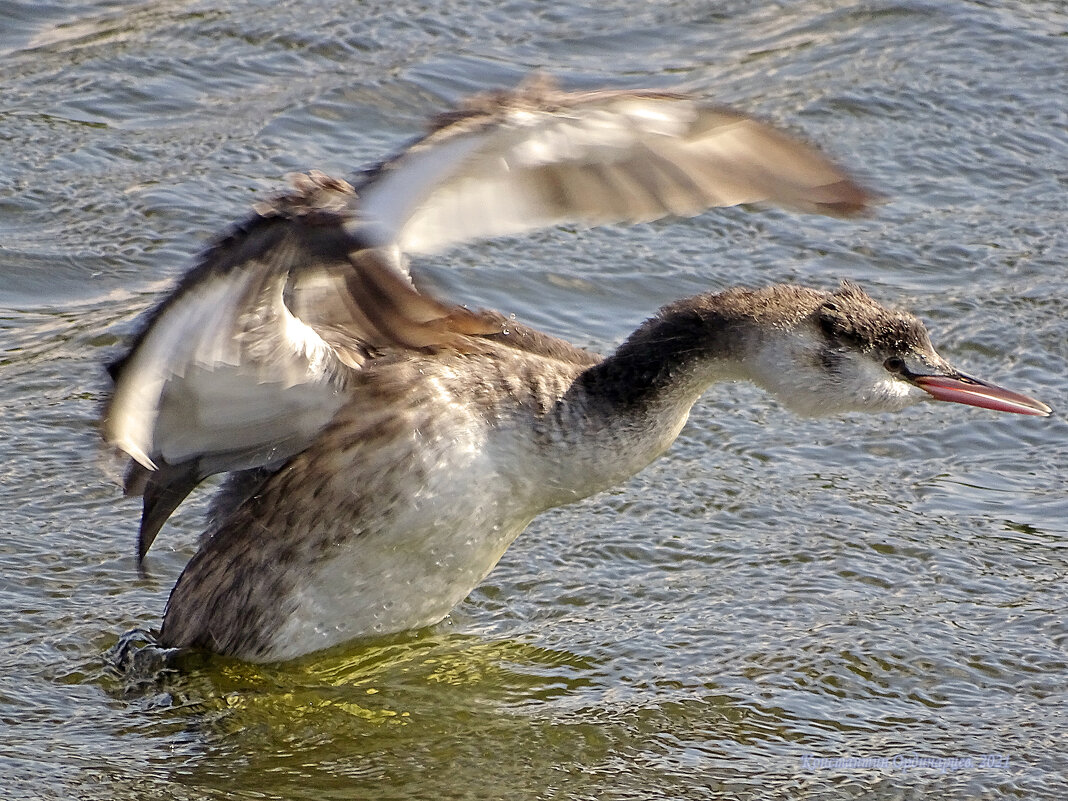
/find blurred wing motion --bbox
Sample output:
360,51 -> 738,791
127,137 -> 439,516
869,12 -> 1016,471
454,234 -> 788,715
103,76 -> 875,562
105,176 -> 494,561
355,75 -> 873,255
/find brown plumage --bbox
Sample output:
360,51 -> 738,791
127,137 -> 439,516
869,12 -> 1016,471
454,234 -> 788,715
102,78 -> 1048,662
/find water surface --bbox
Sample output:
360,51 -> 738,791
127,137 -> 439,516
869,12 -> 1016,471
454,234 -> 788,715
1,1 -> 1065,798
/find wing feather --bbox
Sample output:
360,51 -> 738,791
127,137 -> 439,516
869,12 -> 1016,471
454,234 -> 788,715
104,176 -> 494,561
355,80 -> 874,255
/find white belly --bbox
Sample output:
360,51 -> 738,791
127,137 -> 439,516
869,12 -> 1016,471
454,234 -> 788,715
268,516 -> 534,661
264,419 -> 539,661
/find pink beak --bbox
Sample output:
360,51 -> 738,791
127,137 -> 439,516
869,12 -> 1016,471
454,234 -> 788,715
913,373 -> 1051,417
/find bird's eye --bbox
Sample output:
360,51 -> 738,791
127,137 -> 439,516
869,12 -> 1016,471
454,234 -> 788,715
884,356 -> 906,374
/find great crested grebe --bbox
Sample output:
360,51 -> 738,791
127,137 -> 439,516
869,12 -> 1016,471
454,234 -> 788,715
104,78 -> 1050,662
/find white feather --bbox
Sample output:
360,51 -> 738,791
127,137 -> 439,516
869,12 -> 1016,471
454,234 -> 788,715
106,270 -> 345,471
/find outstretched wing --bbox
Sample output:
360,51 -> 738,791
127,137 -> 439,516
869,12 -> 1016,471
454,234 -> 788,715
105,77 -> 876,562
104,174 -> 493,561
353,75 -> 873,256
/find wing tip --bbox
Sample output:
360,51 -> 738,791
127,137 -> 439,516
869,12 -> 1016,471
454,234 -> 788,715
134,462 -> 204,565
811,179 -> 887,218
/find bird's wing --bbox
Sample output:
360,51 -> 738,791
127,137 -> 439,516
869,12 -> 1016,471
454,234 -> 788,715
104,174 -> 495,560
354,76 -> 874,256
106,78 -> 876,560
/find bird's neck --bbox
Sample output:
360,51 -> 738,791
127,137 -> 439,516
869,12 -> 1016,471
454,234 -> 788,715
527,304 -> 760,506
578,301 -> 757,412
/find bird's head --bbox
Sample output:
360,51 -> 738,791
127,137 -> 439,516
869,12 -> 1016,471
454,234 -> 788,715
735,281 -> 1051,418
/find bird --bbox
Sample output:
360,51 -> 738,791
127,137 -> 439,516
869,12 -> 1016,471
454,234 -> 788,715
103,77 -> 1051,663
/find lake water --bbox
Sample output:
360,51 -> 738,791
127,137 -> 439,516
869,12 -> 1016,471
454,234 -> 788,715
0,1 -> 1065,798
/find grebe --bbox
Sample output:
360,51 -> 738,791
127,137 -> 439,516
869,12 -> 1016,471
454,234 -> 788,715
104,79 -> 1050,662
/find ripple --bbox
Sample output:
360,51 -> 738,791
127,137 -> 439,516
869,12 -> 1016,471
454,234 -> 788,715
1,0 -> 1066,799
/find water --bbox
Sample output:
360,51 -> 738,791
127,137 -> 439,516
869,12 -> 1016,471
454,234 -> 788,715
1,1 -> 1065,798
